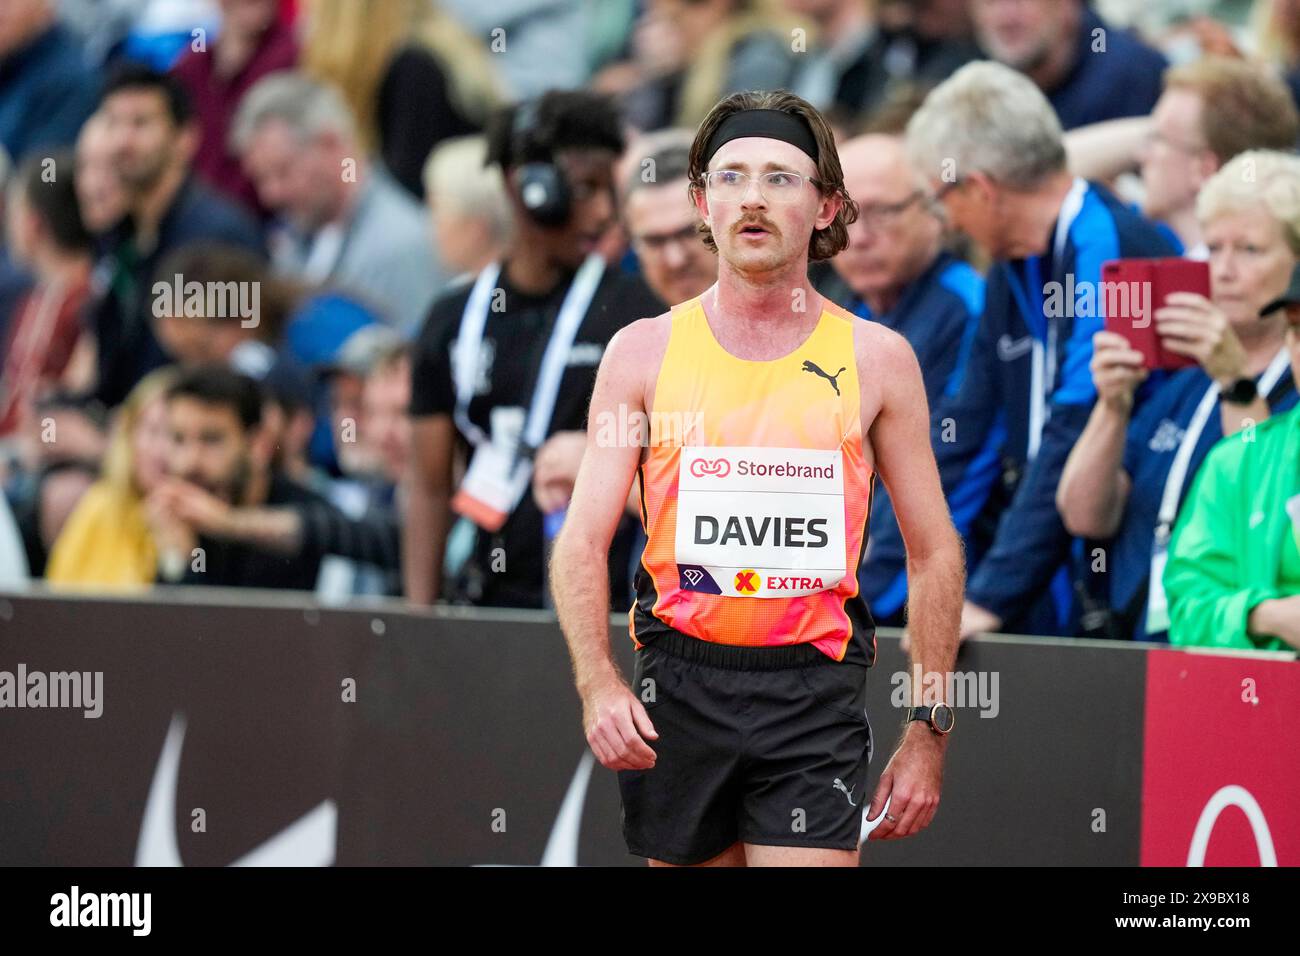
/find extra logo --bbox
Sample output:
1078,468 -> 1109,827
734,569 -> 760,594
689,457 -> 731,479
801,360 -> 846,396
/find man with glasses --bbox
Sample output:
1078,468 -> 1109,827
1065,58 -> 1299,259
622,137 -> 716,310
819,133 -> 984,627
552,90 -> 963,866
906,61 -> 1176,641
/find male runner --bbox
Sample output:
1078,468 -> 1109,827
551,91 -> 963,867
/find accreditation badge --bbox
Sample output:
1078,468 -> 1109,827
673,445 -> 847,597
452,407 -> 531,533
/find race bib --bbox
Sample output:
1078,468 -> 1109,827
674,446 -> 847,598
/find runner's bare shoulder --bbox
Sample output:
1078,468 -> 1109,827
602,311 -> 673,406
851,315 -> 923,401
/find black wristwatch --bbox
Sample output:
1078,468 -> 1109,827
1220,377 -> 1258,406
906,703 -> 955,736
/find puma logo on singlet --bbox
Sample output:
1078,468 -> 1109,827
802,360 -> 847,395
833,777 -> 858,806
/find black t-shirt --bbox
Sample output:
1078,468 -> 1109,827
169,473 -> 333,591
410,263 -> 665,609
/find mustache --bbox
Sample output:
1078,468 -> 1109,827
732,216 -> 778,235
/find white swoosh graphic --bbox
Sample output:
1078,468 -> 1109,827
997,334 -> 1034,361
476,750 -> 596,866
540,751 -> 595,866
135,712 -> 337,867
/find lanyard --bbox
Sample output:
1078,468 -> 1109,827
452,253 -> 605,451
1153,347 -> 1292,546
1006,177 -> 1087,462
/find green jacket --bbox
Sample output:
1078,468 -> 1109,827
1165,402 -> 1300,651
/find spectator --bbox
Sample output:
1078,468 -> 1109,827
88,64 -> 265,410
300,0 -> 500,199
1067,57 -> 1300,258
1164,265 -> 1300,651
529,132 -> 711,598
149,240 -> 295,370
147,364 -> 333,590
158,342 -> 408,598
45,366 -> 177,589
424,135 -> 511,279
0,152 -> 93,445
905,60 -> 1177,639
621,135 -> 712,309
405,90 -> 662,608
1060,150 -> 1300,640
599,0 -> 803,131
1253,0 -> 1300,112
73,112 -> 129,237
815,0 -> 979,124
0,0 -> 99,161
170,0 -> 298,216
971,0 -> 1168,129
440,0 -> 588,99
818,132 -> 984,626
232,71 -> 444,335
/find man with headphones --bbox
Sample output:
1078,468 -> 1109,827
405,90 -> 663,609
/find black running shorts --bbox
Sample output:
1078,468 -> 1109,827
618,628 -> 874,865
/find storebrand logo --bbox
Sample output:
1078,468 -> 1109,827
689,457 -> 731,478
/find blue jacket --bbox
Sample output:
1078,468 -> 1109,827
1047,8 -> 1167,130
0,25 -> 98,161
877,180 -> 1176,635
1107,362 -> 1298,641
834,252 -> 985,621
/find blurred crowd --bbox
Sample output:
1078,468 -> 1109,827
1,0 -> 1299,651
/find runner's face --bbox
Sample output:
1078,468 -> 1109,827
697,137 -> 836,276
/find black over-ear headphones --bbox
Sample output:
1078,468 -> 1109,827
511,98 -> 571,228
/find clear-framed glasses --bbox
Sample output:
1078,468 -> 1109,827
703,169 -> 823,204
856,190 -> 925,229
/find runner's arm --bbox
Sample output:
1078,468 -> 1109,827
551,323 -> 650,695
866,329 -> 963,694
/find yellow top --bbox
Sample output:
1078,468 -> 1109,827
45,481 -> 157,590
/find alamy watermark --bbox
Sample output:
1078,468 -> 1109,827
0,664 -> 102,718
151,274 -> 260,328
891,664 -> 999,718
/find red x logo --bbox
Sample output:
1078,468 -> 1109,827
734,570 -> 758,594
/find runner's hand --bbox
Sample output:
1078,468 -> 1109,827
864,726 -> 944,841
582,676 -> 659,771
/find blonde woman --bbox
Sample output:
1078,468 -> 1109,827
45,367 -> 178,589
299,0 -> 501,197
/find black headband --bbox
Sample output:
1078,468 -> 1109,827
701,109 -> 820,168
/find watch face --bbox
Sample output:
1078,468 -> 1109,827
932,704 -> 955,733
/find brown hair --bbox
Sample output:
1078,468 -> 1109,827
688,90 -> 858,261
1164,57 -> 1300,165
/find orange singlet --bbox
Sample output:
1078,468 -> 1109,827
629,295 -> 878,666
